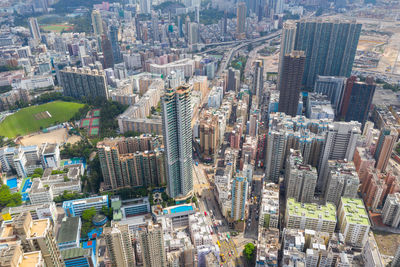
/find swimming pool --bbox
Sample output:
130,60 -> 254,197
6,178 -> 17,189
166,205 -> 194,214
21,179 -> 32,193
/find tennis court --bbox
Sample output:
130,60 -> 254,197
81,119 -> 90,128
90,127 -> 99,136
91,118 -> 100,127
93,109 -> 100,117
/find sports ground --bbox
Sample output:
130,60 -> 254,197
0,101 -> 84,138
40,24 -> 74,33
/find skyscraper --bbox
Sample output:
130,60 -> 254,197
188,22 -> 199,45
138,222 -> 167,267
285,149 -> 317,203
339,76 -> 376,126
265,130 -> 286,182
324,160 -> 359,206
278,51 -> 305,117
109,25 -> 122,63
97,137 -> 165,190
28,17 -> 41,41
91,10 -> 104,36
294,19 -> 362,89
152,11 -> 160,42
104,224 -> 136,267
314,76 -> 346,114
223,10 -> 228,36
278,21 -> 297,84
231,176 -> 249,221
318,121 -> 361,193
101,34 -> 115,69
161,84 -> 193,199
374,127 -> 398,172
135,15 -> 142,40
140,0 -> 151,14
60,67 -> 108,100
177,16 -> 183,38
253,60 -> 264,101
236,2 -> 247,39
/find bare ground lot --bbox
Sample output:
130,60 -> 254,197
18,128 -> 81,146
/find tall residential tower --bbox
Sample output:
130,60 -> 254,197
161,84 -> 193,199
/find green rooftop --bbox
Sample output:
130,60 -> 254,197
287,198 -> 336,222
57,217 -> 80,244
340,197 -> 370,226
60,247 -> 91,260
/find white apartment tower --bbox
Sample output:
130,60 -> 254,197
318,121 -> 361,193
161,84 -> 193,199
285,149 -> 318,203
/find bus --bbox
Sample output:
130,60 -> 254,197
217,240 -> 221,247
227,234 -> 230,239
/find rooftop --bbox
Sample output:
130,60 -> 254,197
287,198 -> 336,222
60,247 -> 91,260
340,198 -> 370,226
29,219 -> 49,238
20,251 -> 41,267
57,217 -> 80,244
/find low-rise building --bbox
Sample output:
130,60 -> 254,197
57,217 -> 81,250
63,195 -> 109,217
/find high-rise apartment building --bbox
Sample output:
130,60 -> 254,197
140,0 -> 151,14
28,18 -> 41,41
314,76 -> 346,114
278,51 -> 306,117
152,11 -> 160,42
104,224 -> 136,267
285,198 -> 337,235
188,22 -> 199,45
392,245 -> 400,267
231,176 -> 248,221
60,67 -> 108,100
101,35 -> 115,69
109,25 -> 121,63
325,160 -> 359,206
91,10 -> 104,36
340,76 -> 376,126
294,19 -> 362,89
253,60 -> 264,101
13,212 -> 64,267
338,197 -> 370,248
236,2 -> 247,39
227,67 -> 240,92
138,222 -> 167,267
374,127 -> 398,172
265,130 -> 286,182
161,84 -> 193,199
382,193 -> 400,228
318,121 -> 361,193
97,136 -> 165,190
278,21 -> 297,84
285,149 -> 318,203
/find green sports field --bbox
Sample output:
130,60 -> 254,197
40,24 -> 74,33
0,101 -> 84,138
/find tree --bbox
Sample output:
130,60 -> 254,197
82,207 -> 97,222
101,205 -> 113,220
0,185 -> 22,208
243,243 -> 256,261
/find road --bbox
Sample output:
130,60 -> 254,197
215,31 -> 282,78
244,178 -> 262,240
